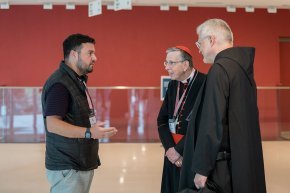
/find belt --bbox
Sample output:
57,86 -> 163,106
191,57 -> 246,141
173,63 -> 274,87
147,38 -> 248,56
216,151 -> 231,161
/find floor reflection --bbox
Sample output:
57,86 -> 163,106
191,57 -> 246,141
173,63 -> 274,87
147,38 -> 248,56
0,142 -> 290,193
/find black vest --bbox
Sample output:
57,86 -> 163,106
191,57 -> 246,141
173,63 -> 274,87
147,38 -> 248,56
42,62 -> 100,171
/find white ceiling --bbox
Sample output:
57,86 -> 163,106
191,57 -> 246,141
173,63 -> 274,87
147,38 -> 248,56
4,0 -> 290,9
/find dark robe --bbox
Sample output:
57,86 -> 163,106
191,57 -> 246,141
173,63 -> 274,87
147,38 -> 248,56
158,71 -> 206,193
179,47 -> 267,193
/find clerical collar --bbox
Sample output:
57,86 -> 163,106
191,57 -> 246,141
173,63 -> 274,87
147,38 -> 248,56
181,69 -> 196,83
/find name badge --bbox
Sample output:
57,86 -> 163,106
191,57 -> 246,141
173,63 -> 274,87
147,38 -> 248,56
89,109 -> 97,126
168,118 -> 178,134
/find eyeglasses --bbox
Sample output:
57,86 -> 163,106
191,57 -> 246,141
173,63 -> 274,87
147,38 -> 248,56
163,60 -> 185,67
195,35 -> 210,49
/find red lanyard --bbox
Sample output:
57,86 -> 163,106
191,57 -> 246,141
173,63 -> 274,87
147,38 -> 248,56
173,71 -> 198,118
82,81 -> 94,110
173,82 -> 188,118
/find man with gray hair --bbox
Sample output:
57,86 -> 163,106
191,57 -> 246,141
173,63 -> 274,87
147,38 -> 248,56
158,46 -> 206,193
179,19 -> 266,193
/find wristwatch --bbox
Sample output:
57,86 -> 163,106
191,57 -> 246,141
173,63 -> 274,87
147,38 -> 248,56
85,127 -> 91,139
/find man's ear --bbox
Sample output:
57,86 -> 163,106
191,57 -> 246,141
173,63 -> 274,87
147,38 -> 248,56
70,50 -> 78,59
209,35 -> 216,46
184,61 -> 190,72
66,50 -> 78,65
68,50 -> 79,63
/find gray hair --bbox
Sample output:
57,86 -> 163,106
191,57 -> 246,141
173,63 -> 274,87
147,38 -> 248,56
197,18 -> 233,45
166,47 -> 193,68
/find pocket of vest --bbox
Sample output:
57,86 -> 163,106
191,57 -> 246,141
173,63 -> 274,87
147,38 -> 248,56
79,140 -> 100,169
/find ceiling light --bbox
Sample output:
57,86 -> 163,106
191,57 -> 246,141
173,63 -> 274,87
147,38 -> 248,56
245,6 -> 255,13
43,3 -> 53,10
66,3 -> 75,10
178,4 -> 188,11
160,4 -> 170,11
226,5 -> 236,12
0,2 -> 9,9
267,6 -> 277,13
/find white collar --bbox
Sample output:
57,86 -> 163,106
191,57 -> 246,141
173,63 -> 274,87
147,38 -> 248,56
181,69 -> 196,83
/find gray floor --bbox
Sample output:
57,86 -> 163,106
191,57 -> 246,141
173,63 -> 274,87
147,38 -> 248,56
0,142 -> 289,193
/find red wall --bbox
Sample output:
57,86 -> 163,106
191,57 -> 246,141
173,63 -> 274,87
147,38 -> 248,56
1,6 -> 290,87
280,41 -> 290,85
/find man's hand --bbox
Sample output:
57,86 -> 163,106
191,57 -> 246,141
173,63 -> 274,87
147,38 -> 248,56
175,156 -> 183,167
165,147 -> 180,164
91,121 -> 117,139
194,173 -> 207,189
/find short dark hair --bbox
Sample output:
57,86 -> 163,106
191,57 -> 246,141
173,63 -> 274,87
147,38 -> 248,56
63,33 -> 95,60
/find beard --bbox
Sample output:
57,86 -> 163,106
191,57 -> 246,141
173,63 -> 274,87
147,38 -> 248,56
76,59 -> 94,74
86,65 -> 94,73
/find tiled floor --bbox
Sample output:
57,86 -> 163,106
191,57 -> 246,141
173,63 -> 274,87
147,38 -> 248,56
0,142 -> 289,193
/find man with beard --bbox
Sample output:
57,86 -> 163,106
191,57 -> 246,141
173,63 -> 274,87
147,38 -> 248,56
179,19 -> 266,193
157,46 -> 206,193
42,34 -> 117,193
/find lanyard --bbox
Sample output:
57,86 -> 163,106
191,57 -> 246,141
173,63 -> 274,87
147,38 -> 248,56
173,82 -> 188,117
82,81 -> 94,110
173,71 -> 198,118
80,80 -> 97,127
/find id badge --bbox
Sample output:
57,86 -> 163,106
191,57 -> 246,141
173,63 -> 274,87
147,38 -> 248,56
168,118 -> 178,134
89,109 -> 97,126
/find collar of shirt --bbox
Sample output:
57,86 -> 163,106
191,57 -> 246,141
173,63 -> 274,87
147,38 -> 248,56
181,69 -> 196,83
60,61 -> 88,83
78,75 -> 88,83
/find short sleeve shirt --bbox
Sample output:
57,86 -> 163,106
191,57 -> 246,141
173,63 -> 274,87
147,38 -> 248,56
43,83 -> 70,118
